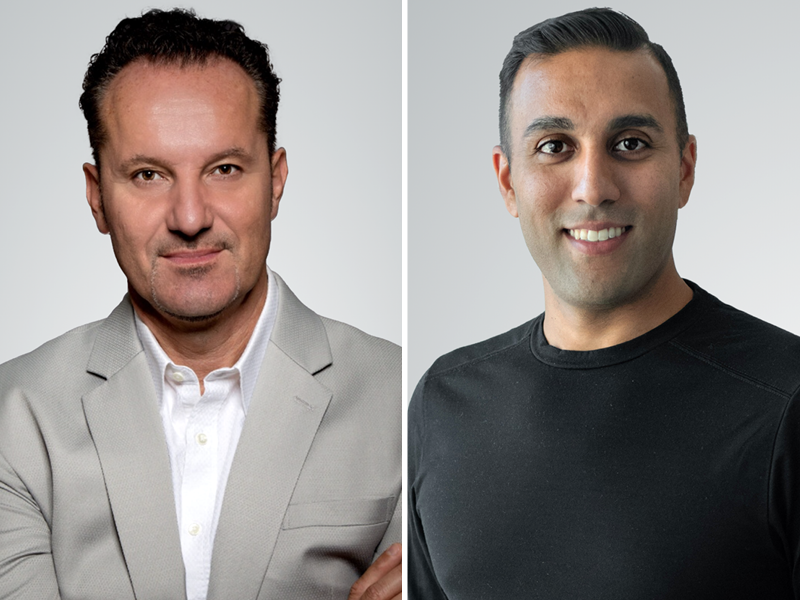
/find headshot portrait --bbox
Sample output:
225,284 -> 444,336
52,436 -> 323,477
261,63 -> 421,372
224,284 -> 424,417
1,0 -> 400,365
0,2 -> 401,599
409,2 -> 800,598
409,0 -> 800,389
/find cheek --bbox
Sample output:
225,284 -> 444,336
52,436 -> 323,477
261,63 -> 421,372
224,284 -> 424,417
104,205 -> 162,262
218,200 -> 272,259
623,160 -> 679,197
515,170 -> 567,227
627,170 -> 681,223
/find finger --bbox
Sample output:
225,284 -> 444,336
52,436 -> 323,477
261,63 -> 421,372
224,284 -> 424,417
360,565 -> 403,600
353,563 -> 401,600
348,543 -> 402,600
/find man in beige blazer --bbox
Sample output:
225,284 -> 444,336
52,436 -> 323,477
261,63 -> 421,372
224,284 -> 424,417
0,9 -> 400,600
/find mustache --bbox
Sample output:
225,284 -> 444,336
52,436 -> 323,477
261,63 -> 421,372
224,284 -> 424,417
155,234 -> 234,257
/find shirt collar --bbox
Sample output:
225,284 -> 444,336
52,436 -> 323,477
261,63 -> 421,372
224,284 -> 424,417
134,265 -> 280,414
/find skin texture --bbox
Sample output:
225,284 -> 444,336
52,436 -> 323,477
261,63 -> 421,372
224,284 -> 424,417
493,47 -> 697,351
84,58 -> 288,381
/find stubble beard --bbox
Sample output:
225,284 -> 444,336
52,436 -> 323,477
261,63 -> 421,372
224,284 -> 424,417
540,227 -> 677,312
149,259 -> 242,323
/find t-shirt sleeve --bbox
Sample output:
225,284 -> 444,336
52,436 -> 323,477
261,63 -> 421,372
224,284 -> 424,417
769,387 -> 800,598
408,373 -> 449,599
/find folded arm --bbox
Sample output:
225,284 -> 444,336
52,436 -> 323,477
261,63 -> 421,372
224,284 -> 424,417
0,452 -> 61,600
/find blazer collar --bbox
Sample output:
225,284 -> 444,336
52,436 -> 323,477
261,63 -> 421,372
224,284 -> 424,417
268,271 -> 333,375
207,272 -> 335,600
86,271 -> 333,379
85,296 -> 142,380
82,297 -> 186,600
83,273 -> 335,600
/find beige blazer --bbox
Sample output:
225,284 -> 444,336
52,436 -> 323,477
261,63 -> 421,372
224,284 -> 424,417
0,273 -> 400,600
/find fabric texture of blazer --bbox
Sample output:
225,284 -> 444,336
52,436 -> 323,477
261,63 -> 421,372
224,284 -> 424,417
0,272 -> 401,600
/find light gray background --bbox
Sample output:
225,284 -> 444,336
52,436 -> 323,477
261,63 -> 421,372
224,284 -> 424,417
0,0 -> 400,365
409,1 -> 800,390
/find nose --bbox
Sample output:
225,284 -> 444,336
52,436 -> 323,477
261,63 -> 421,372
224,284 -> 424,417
166,179 -> 213,238
571,148 -> 620,207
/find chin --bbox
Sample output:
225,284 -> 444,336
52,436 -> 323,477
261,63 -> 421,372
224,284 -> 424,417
151,286 -> 241,323
552,274 -> 643,311
149,266 -> 243,322
159,305 -> 230,323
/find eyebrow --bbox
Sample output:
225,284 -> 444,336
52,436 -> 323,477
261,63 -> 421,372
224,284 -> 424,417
205,147 -> 254,165
607,114 -> 663,134
523,116 -> 574,138
117,147 -> 254,172
522,114 -> 664,139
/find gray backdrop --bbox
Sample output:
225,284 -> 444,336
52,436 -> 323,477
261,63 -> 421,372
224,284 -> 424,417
409,1 -> 800,391
0,0 -> 400,365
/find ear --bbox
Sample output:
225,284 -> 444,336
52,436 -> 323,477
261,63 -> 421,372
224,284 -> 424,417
269,147 -> 288,221
678,135 -> 697,209
492,145 -> 518,218
83,163 -> 109,234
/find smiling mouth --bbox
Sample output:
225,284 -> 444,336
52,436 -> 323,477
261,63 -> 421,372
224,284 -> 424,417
567,226 -> 629,242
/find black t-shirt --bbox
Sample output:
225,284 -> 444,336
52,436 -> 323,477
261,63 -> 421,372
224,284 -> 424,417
409,283 -> 800,599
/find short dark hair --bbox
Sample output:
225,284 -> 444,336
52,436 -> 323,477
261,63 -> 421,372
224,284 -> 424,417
79,8 -> 281,168
499,8 -> 688,159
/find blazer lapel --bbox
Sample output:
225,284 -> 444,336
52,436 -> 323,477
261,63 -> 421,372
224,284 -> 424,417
207,273 -> 333,600
82,299 -> 186,600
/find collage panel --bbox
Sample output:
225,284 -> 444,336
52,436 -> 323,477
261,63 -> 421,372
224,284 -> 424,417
408,1 -> 800,598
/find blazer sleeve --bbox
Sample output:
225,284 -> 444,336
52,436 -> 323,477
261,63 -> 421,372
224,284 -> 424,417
0,449 -> 61,600
408,373 -> 449,599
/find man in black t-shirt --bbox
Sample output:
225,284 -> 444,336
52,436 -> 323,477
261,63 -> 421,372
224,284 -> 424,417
409,8 -> 800,599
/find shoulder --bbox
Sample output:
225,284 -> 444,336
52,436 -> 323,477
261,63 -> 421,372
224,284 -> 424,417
425,318 -> 537,381
320,315 -> 400,370
672,287 -> 800,398
0,318 -> 109,472
0,319 -> 105,395
409,318 -> 537,421
271,270 -> 399,376
317,316 -> 400,408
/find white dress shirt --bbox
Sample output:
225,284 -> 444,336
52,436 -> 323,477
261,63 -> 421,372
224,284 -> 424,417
134,267 -> 279,600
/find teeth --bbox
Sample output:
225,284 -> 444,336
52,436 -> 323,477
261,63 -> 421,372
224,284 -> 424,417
568,227 -> 627,242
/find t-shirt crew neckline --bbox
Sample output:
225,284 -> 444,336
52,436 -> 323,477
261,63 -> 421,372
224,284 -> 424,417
531,280 -> 708,370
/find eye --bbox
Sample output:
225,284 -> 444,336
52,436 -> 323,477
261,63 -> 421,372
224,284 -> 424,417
537,140 -> 570,154
213,164 -> 240,176
134,169 -> 163,181
613,137 -> 648,152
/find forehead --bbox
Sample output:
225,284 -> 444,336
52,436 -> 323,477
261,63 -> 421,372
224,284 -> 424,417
509,47 -> 674,135
105,56 -> 259,109
96,57 -> 265,167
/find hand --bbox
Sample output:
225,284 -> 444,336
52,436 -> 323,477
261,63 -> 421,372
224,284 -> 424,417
347,543 -> 402,600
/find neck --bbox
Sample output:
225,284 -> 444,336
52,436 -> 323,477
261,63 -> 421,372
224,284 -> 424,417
541,262 -> 692,351
131,270 -> 268,383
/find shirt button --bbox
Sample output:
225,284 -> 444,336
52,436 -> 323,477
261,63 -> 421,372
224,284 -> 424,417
188,523 -> 201,536
196,433 -> 208,446
171,371 -> 185,383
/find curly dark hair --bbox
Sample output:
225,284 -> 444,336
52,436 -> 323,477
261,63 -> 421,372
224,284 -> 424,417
79,8 -> 281,168
499,8 -> 688,161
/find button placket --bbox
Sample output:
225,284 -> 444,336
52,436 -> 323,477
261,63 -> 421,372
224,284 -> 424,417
179,384 -> 223,573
